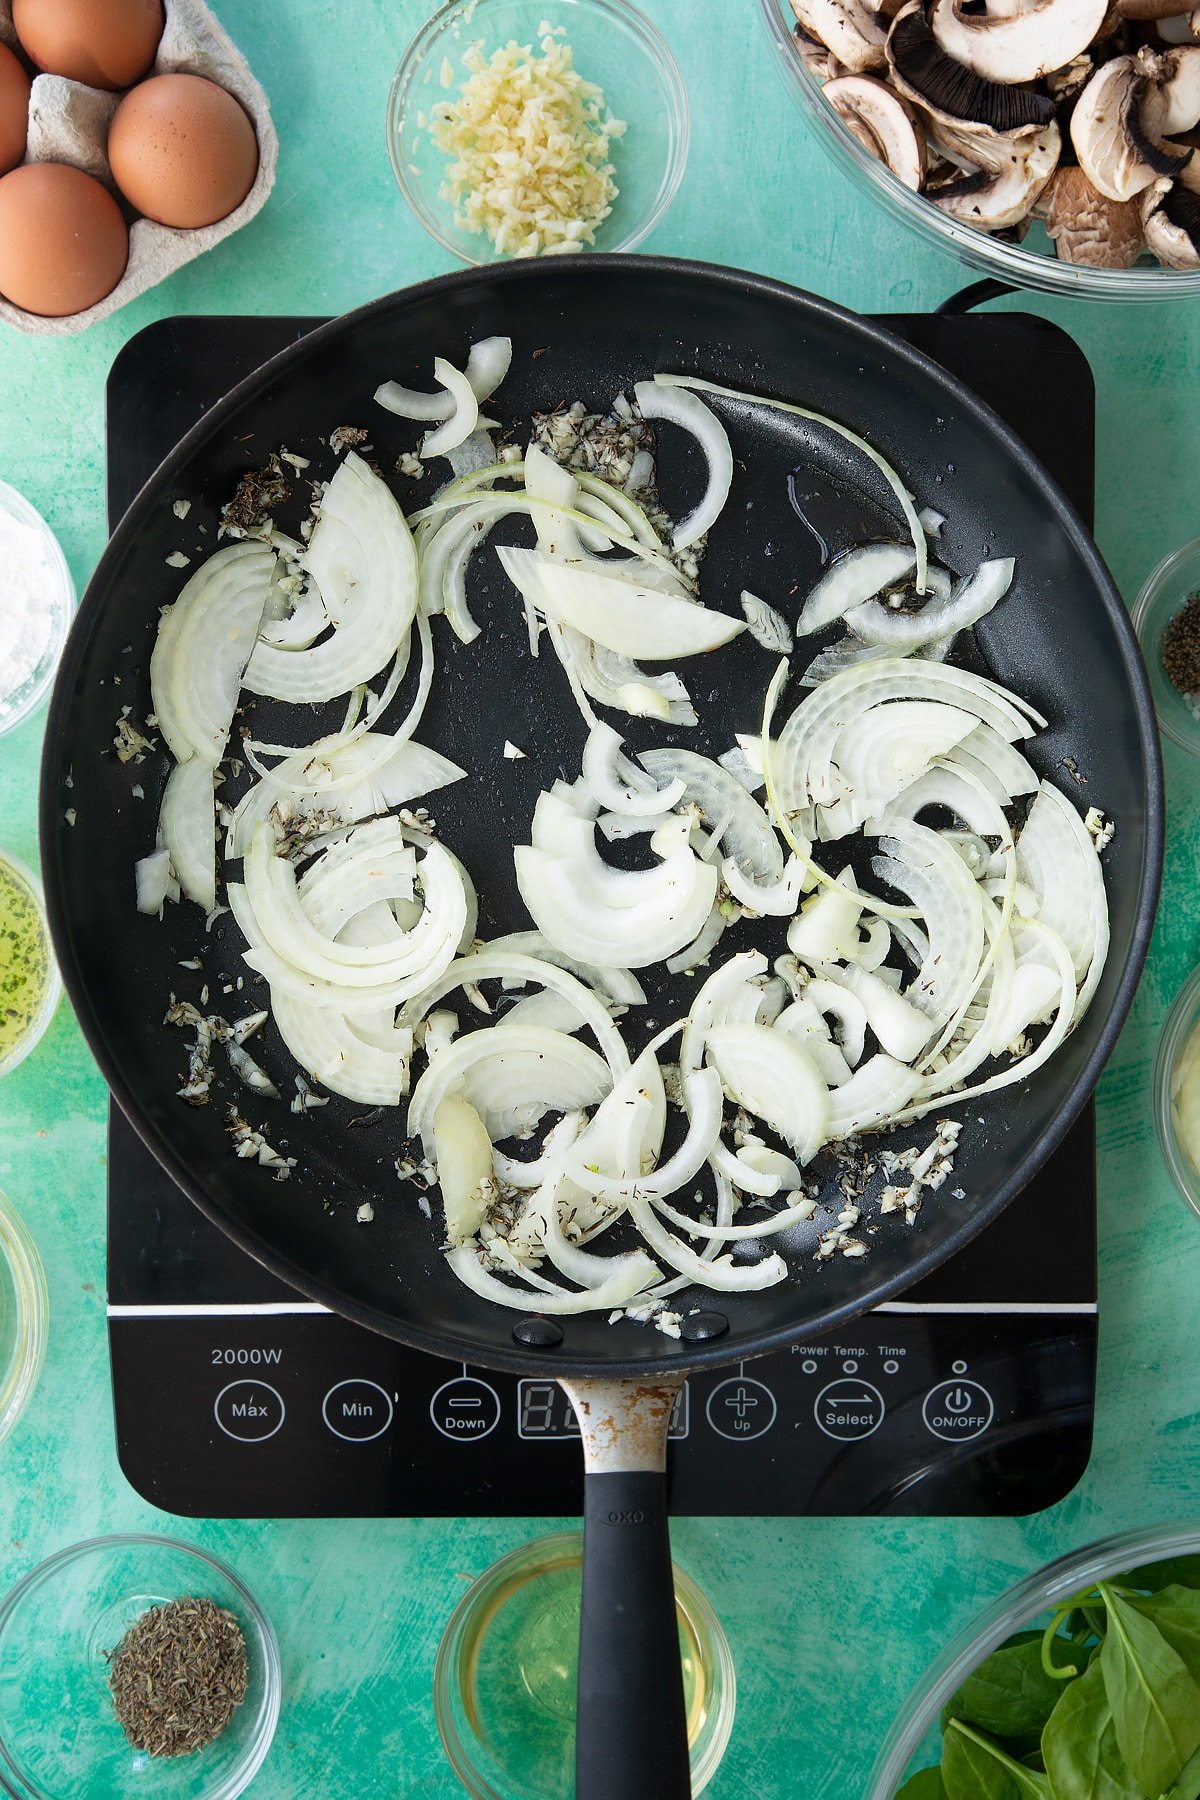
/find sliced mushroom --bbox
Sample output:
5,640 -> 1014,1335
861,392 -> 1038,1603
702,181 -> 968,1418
1142,43 -> 1200,128
1070,51 -> 1194,194
793,22 -> 847,81
1050,52 -> 1099,101
823,74 -> 929,185
1118,0 -> 1197,19
887,3 -> 1058,128
1038,162 -> 1147,257
928,120 -> 1061,225
1140,170 -> 1200,254
790,0 -> 887,73
1157,9 -> 1200,40
929,0 -> 1108,85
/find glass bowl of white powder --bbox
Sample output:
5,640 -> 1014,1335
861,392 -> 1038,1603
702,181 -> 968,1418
0,481 -> 74,738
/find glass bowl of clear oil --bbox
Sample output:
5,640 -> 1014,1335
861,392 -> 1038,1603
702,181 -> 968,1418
434,1531 -> 736,1799
0,848 -> 60,1079
0,1185 -> 47,1445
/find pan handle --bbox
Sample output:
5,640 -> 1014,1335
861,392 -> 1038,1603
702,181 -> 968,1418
560,1374 -> 692,1800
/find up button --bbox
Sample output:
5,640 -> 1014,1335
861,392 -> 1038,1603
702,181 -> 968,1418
923,1379 -> 994,1443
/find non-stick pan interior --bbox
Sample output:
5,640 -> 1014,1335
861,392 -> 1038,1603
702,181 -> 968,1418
41,260 -> 1161,1375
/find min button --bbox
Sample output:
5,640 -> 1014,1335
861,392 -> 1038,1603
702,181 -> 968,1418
323,1379 -> 394,1443
214,1380 -> 285,1443
923,1380 -> 994,1443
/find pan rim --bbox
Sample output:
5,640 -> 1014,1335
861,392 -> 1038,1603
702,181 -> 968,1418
39,256 -> 1164,1377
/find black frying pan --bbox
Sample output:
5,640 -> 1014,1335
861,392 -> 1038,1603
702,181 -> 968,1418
40,259 -> 1162,1799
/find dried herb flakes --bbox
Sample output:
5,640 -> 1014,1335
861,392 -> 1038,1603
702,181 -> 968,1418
106,1596 -> 249,1758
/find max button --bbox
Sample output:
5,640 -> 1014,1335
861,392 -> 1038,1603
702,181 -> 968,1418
430,1376 -> 501,1441
214,1380 -> 285,1442
923,1380 -> 994,1443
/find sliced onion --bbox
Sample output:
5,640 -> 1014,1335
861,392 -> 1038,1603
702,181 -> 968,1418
653,374 -> 929,593
1015,780 -> 1110,1023
497,547 -> 744,662
706,1022 -> 830,1163
446,1244 -> 659,1314
828,1054 -> 923,1139
432,1093 -> 495,1245
562,1068 -> 724,1202
159,758 -> 216,912
408,1024 -> 611,1154
244,454 -> 418,703
374,336 -> 512,421
739,590 -> 794,654
845,557 -> 1014,650
797,543 -> 917,637
515,801 -> 718,971
135,846 -> 178,916
819,963 -> 930,1062
872,819 -> 985,1034
581,722 -> 685,816
400,950 -> 631,1080
720,854 -> 805,917
420,358 -> 480,458
633,381 -> 732,549
787,869 -> 863,965
639,748 -> 784,882
271,988 -> 411,1104
150,542 -> 275,765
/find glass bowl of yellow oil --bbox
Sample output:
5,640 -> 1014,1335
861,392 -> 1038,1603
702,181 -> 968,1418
0,848 -> 60,1079
433,1531 -> 736,1798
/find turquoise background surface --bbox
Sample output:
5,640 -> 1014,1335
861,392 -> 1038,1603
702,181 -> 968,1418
2,2 -> 1200,1793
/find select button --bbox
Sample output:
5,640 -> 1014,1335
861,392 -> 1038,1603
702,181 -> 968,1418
322,1379 -> 394,1443
214,1380 -> 285,1442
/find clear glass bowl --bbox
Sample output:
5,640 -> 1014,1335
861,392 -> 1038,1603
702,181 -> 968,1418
758,0 -> 1200,303
0,848 -> 62,1079
0,482 -> 74,736
867,1520 -> 1200,1795
1153,965 -> 1200,1220
387,0 -> 689,264
433,1531 -> 736,1798
0,1536 -> 281,1799
1132,537 -> 1200,757
0,1185 -> 48,1446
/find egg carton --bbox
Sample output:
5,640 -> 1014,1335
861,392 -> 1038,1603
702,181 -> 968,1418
0,0 -> 277,335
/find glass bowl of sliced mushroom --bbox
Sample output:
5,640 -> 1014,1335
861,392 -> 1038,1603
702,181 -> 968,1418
759,0 -> 1200,297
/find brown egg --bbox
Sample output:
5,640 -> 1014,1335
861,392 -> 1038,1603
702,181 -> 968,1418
12,0 -> 163,91
107,73 -> 258,230
0,162 -> 128,316
0,46 -> 30,178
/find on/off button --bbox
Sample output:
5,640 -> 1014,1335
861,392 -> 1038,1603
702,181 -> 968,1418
923,1380 -> 994,1443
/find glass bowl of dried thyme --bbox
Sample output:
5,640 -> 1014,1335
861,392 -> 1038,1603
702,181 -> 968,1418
0,1535 -> 280,1796
1132,537 -> 1200,758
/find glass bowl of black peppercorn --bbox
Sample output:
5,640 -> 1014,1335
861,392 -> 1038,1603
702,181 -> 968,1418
0,1535 -> 280,1796
1133,538 -> 1200,757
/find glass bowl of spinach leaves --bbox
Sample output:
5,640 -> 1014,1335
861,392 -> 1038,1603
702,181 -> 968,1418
868,1522 -> 1200,1799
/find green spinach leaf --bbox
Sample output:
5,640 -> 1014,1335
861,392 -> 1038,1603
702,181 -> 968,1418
942,1634 -> 1066,1740
896,1770 -> 949,1798
1122,1559 -> 1200,1599
1041,1658 -> 1143,1800
1132,1589 -> 1200,1686
1158,1740 -> 1200,1799
943,1719 -> 1050,1799
1099,1585 -> 1200,1796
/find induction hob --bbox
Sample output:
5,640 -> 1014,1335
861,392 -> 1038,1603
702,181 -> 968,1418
105,309 -> 1099,1522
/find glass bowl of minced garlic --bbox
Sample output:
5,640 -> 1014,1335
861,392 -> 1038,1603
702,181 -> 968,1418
388,0 -> 689,264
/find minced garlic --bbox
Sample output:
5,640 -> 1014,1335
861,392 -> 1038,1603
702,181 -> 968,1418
430,29 -> 626,259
